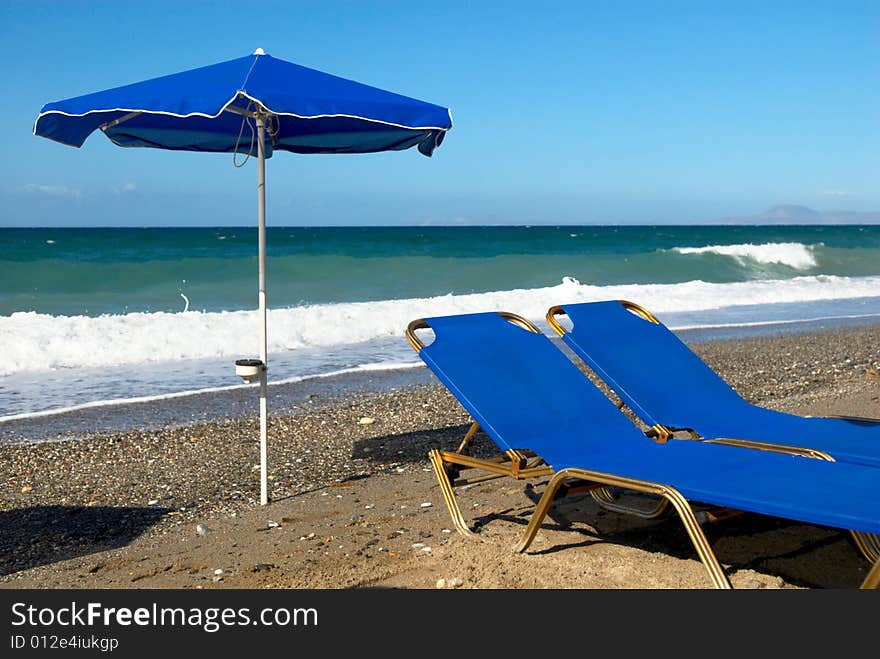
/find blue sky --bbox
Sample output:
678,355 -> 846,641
2,0 -> 878,226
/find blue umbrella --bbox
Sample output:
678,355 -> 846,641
34,48 -> 452,504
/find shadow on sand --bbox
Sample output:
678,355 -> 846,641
354,424 -> 870,588
351,423 -> 500,465
0,505 -> 171,576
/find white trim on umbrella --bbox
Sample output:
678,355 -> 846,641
33,93 -> 453,145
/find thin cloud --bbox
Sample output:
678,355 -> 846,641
19,184 -> 82,200
417,215 -> 473,226
113,182 -> 137,194
821,189 -> 851,197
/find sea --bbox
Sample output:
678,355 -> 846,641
2,225 -> 879,437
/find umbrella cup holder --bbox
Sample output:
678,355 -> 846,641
235,358 -> 265,383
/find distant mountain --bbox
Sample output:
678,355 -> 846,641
710,205 -> 880,225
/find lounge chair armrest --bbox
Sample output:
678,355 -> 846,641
406,319 -> 430,351
705,437 -> 834,461
618,300 -> 661,324
546,306 -> 569,337
547,300 -> 661,339
408,313 -> 542,353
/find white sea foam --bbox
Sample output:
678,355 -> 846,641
669,312 -> 880,332
0,360 -> 422,423
3,274 -> 880,376
671,242 -> 820,269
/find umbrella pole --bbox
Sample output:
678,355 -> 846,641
256,113 -> 269,506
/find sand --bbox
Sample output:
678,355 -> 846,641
1,324 -> 879,590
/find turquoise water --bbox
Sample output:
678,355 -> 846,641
3,225 -> 879,316
1,224 -> 879,420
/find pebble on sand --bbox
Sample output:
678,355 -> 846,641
436,576 -> 462,589
252,563 -> 275,572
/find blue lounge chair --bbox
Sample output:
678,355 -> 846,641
406,310 -> 880,588
547,299 -> 880,560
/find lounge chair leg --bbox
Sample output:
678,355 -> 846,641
656,484 -> 732,589
861,558 -> 880,589
428,449 -> 479,540
851,532 -> 880,564
457,421 -> 481,454
515,469 -> 733,589
513,470 -> 570,554
590,487 -> 670,519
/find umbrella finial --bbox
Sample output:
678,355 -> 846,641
253,48 -> 266,56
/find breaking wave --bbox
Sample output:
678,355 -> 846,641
671,242 -> 819,269
4,273 -> 880,376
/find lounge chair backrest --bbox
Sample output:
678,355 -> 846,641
559,300 -> 750,430
418,312 -> 648,469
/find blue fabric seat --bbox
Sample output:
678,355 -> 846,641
409,310 -> 880,588
549,300 -> 880,469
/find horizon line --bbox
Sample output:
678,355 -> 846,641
3,221 -> 880,229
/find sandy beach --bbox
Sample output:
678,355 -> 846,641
1,324 -> 879,590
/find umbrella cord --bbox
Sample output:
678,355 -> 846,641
267,114 -> 280,140
232,101 -> 257,168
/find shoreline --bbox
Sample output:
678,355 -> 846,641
3,313 -> 879,445
1,322 -> 878,588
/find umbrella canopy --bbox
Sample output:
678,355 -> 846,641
34,49 -> 452,506
34,49 -> 451,156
